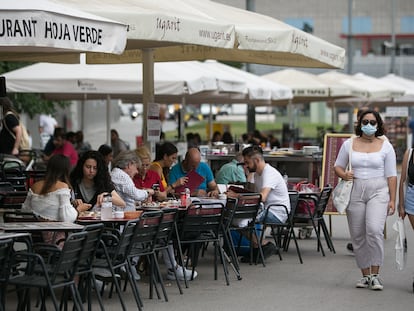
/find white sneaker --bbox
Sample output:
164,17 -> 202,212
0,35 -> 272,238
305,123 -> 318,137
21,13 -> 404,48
370,275 -> 383,290
121,266 -> 141,281
94,279 -> 103,293
167,265 -> 197,281
356,275 -> 371,288
130,266 -> 141,281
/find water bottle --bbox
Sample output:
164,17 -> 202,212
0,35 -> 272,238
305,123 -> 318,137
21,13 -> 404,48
101,193 -> 113,220
185,187 -> 191,207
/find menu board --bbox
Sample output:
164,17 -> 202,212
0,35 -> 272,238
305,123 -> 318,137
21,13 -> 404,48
321,133 -> 352,214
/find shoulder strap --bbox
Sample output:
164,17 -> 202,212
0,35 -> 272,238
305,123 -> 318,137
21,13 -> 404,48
407,148 -> 413,178
348,137 -> 353,171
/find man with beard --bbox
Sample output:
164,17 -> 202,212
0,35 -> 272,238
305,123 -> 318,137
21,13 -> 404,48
230,146 -> 289,261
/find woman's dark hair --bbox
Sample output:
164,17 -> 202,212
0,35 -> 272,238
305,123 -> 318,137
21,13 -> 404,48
40,154 -> 71,195
0,97 -> 18,116
98,144 -> 113,157
222,131 -> 233,144
70,150 -> 113,194
355,109 -> 385,137
155,141 -> 178,161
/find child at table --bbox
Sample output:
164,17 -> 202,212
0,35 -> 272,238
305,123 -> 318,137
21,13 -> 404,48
22,154 -> 89,246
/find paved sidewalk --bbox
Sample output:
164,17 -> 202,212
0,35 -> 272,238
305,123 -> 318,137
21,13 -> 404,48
5,214 -> 413,311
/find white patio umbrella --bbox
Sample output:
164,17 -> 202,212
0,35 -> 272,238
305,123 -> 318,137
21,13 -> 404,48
368,74 -> 414,107
0,0 -> 128,61
2,61 -> 241,142
379,74 -> 414,96
83,0 -> 345,69
263,68 -> 349,129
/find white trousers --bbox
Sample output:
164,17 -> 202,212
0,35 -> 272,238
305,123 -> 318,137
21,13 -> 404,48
347,178 -> 389,269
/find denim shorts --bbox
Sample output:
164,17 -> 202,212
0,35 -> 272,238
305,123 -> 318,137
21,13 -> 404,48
404,184 -> 414,215
256,210 -> 283,224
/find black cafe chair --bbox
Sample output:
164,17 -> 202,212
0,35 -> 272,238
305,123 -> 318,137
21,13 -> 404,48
290,186 -> 334,257
78,223 -> 105,311
9,231 -> 88,311
0,238 -> 14,311
258,191 -> 303,264
178,202 -> 230,285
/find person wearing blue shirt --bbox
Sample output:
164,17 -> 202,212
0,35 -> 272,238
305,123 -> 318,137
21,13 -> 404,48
215,153 -> 247,185
169,147 -> 219,197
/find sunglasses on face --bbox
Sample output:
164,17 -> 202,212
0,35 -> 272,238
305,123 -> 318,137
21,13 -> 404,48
361,119 -> 377,126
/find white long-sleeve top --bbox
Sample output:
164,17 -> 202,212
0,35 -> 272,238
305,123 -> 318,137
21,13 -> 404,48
22,188 -> 78,222
110,167 -> 148,211
334,138 -> 397,179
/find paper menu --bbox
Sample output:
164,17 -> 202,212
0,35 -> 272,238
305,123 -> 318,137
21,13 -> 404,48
175,170 -> 205,194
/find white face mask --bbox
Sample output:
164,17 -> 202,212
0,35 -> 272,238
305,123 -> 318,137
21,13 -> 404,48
361,124 -> 377,136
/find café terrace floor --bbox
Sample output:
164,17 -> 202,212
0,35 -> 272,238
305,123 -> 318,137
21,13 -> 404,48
4,213 -> 414,311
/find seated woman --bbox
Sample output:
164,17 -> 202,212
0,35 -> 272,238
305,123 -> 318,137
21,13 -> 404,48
133,146 -> 166,201
70,150 -> 125,211
111,150 -> 154,211
22,154 -> 89,245
149,142 -> 187,197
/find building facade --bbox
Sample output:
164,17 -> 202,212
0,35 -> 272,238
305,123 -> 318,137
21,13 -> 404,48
215,0 -> 414,78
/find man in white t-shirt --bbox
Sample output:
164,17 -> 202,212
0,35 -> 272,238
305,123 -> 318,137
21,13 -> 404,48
39,114 -> 57,148
231,145 -> 290,261
242,146 -> 291,224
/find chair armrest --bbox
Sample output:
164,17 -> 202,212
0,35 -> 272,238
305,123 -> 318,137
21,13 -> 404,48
260,203 -> 289,224
11,251 -> 49,276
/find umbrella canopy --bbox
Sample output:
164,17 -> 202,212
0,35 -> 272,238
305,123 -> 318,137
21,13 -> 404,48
262,69 -> 333,103
379,74 -> 414,96
0,0 -> 128,61
80,0 -> 345,69
2,62 -> 224,101
198,61 -> 293,104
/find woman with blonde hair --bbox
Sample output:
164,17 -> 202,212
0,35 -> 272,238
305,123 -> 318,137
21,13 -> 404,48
133,146 -> 165,201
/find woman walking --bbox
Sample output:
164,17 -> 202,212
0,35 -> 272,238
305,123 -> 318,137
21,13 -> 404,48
334,109 -> 397,290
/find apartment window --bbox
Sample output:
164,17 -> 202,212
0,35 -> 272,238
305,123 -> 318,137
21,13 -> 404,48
342,17 -> 372,34
401,16 -> 414,33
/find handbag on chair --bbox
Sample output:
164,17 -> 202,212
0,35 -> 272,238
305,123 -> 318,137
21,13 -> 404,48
332,137 -> 354,214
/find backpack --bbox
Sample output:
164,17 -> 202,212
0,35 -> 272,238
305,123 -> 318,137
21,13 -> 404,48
3,111 -> 30,150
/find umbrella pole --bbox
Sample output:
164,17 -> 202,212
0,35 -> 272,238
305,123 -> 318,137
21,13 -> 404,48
180,97 -> 185,141
142,48 -> 155,145
106,94 -> 111,144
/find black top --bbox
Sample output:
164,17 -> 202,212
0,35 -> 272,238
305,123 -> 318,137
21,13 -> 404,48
0,113 -> 19,154
407,150 -> 414,185
72,180 -> 115,209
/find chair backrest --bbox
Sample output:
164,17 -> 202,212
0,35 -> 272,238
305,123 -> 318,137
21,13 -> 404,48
155,208 -> 178,249
50,231 -> 88,283
230,193 -> 262,226
79,223 -> 105,272
0,191 -> 28,209
180,202 -> 224,242
0,238 -> 14,283
314,186 -> 333,218
130,210 -> 163,256
1,160 -> 27,191
110,218 -> 140,265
